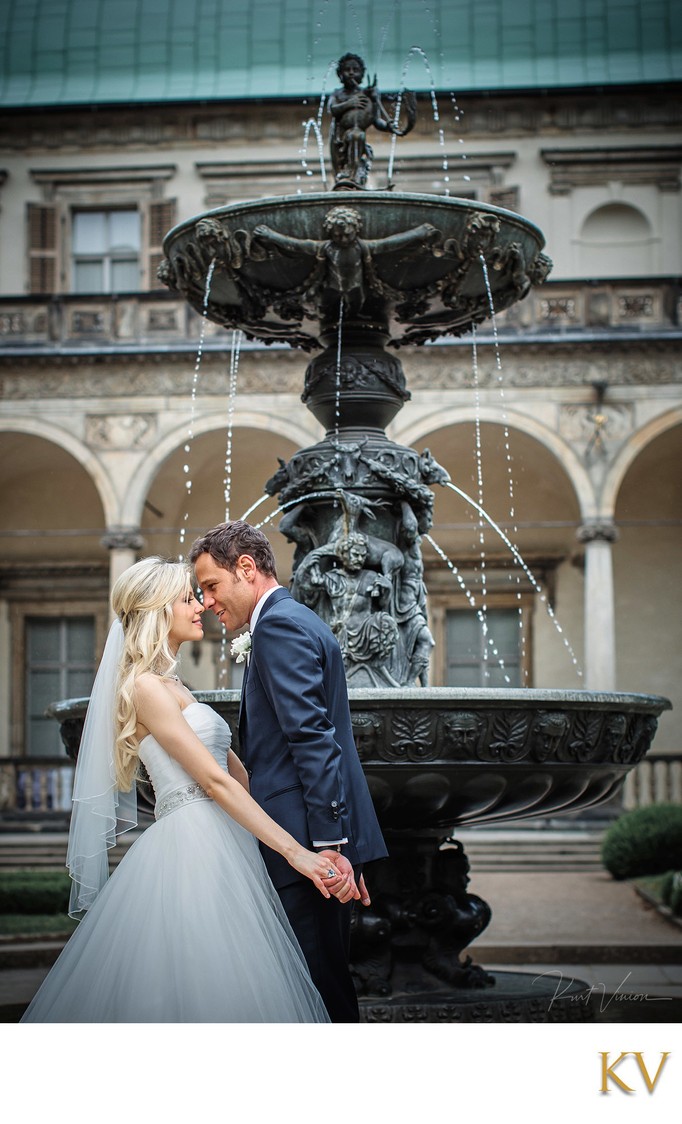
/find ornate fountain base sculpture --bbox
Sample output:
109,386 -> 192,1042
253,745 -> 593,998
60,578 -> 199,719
351,836 -> 494,999
271,436 -> 447,687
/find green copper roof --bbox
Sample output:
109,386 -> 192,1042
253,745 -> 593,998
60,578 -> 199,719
1,0 -> 680,108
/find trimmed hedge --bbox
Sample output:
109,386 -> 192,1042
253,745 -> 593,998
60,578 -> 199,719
0,913 -> 78,936
601,803 -> 682,880
0,871 -> 71,914
665,871 -> 682,917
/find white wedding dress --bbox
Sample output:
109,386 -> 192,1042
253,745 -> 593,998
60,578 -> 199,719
21,703 -> 329,1023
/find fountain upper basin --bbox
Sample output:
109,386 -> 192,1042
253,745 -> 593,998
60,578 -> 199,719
160,191 -> 549,349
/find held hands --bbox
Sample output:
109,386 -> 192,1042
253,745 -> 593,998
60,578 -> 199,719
291,849 -> 341,898
292,847 -> 374,907
317,851 -> 372,907
320,852 -> 357,903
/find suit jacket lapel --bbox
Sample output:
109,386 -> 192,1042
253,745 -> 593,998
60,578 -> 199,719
237,646 -> 250,737
238,587 -> 291,748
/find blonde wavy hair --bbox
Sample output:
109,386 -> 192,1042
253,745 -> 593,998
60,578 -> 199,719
111,557 -> 193,791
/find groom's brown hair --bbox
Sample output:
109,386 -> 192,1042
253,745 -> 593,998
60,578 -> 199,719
189,520 -> 278,577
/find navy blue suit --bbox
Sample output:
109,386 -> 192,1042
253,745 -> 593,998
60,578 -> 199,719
239,587 -> 387,1020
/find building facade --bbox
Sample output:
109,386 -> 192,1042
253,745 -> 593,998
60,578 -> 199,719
0,0 -> 680,814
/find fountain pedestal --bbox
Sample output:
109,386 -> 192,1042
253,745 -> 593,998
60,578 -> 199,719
160,192 -> 551,690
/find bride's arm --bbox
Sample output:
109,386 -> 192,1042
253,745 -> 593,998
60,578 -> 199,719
133,676 -> 339,896
227,749 -> 250,792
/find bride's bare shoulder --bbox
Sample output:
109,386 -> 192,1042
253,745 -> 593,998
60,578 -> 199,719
133,672 -> 173,707
132,673 -> 183,740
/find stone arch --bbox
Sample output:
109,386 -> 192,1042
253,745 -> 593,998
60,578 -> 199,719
608,410 -> 681,729
602,407 -> 682,515
0,416 -> 119,525
120,409 -> 322,527
393,403 -> 597,521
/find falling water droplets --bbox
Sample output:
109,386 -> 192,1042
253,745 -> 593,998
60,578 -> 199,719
178,259 -> 215,559
424,534 -> 511,685
300,117 -> 328,186
223,329 -> 243,520
441,479 -> 583,677
388,46 -> 441,187
471,325 -> 490,676
480,254 -> 528,681
217,633 -> 230,688
447,94 -> 471,183
374,0 -> 401,69
437,126 -> 449,194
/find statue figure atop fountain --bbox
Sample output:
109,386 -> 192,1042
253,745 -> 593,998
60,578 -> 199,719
328,52 -> 417,189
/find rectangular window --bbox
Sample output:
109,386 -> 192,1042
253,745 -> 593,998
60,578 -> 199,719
72,208 -> 141,293
25,617 -> 96,756
446,607 -> 522,687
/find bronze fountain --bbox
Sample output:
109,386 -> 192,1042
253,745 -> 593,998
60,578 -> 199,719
52,53 -> 670,1021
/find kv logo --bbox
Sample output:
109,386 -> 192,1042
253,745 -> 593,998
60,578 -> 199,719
599,1051 -> 671,1094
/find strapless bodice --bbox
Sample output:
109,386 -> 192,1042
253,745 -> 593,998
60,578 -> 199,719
138,702 -> 232,815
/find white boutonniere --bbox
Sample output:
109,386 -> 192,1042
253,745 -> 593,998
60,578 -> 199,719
230,631 -> 252,663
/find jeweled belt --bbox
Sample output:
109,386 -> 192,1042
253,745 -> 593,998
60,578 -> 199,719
155,781 -> 210,820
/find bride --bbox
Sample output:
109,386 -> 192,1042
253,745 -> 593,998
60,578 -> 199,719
21,557 -> 342,1022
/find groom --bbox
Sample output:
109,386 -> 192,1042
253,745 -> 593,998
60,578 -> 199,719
190,520 -> 387,1022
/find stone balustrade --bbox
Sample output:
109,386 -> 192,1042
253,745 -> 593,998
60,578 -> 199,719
0,759 -> 75,815
622,753 -> 682,810
0,753 -> 679,817
0,277 -> 679,356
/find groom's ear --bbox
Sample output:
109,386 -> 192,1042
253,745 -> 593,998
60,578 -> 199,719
236,554 -> 258,581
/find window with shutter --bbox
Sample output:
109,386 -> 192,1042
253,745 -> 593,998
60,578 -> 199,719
28,203 -> 58,293
148,199 -> 176,288
28,166 -> 177,293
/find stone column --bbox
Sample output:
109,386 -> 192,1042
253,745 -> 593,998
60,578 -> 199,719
576,520 -> 619,691
101,528 -> 145,610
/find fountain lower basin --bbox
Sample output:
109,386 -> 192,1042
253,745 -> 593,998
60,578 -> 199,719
48,684 -> 670,1021
50,687 -> 670,828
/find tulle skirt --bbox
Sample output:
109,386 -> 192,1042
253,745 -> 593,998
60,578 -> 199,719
21,798 -> 329,1023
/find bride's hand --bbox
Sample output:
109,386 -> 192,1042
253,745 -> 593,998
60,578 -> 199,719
319,852 -> 359,904
290,849 -> 340,898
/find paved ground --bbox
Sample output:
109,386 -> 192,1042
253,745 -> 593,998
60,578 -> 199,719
474,869 -> 681,951
2,866 -> 680,1022
471,870 -> 682,1023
